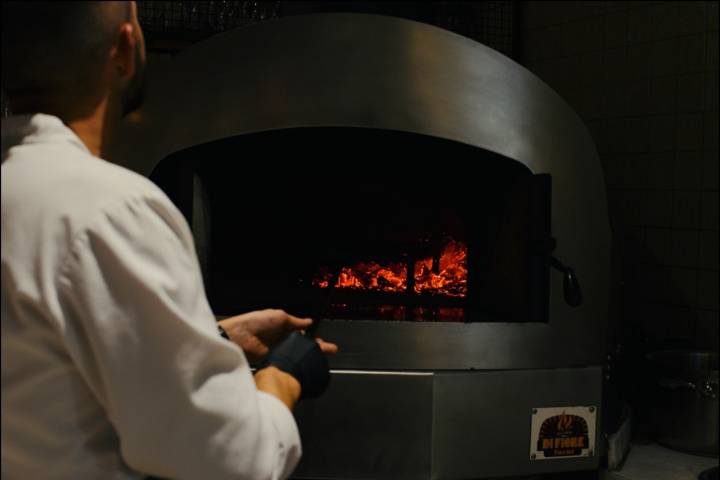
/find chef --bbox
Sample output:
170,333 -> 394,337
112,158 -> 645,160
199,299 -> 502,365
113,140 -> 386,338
1,2 -> 337,479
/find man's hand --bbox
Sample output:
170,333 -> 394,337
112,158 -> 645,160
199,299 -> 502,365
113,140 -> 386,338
218,309 -> 338,363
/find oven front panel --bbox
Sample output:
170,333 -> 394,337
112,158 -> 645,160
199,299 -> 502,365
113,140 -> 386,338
291,367 -> 603,479
310,319 -> 605,370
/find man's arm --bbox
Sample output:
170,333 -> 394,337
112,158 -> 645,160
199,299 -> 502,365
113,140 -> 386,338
56,194 -> 301,480
255,367 -> 301,410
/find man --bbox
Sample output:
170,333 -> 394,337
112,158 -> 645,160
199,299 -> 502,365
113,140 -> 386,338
1,2 -> 336,479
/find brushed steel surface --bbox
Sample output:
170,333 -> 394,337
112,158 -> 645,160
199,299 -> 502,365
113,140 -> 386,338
292,371 -> 434,479
432,367 -> 603,479
290,367 -> 603,479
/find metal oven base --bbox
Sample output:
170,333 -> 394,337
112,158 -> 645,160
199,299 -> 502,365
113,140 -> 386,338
292,366 -> 603,479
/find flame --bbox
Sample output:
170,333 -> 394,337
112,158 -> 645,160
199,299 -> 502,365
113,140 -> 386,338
413,240 -> 467,297
312,239 -> 467,297
557,412 -> 573,431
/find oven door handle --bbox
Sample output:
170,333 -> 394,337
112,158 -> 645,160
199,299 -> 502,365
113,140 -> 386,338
551,255 -> 583,307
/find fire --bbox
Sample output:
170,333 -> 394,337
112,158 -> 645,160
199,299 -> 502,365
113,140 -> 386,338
557,413 -> 573,431
313,239 -> 467,297
314,261 -> 407,293
413,240 -> 467,297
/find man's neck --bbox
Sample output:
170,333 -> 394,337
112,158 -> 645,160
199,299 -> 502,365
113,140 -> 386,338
66,96 -> 114,158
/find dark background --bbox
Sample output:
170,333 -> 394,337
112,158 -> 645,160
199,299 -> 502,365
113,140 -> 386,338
519,1 -> 718,356
136,1 -> 517,56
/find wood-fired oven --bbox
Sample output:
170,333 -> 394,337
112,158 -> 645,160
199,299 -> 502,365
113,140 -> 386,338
113,14 -> 612,479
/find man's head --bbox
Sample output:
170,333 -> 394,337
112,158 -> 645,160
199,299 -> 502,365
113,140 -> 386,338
1,1 -> 146,119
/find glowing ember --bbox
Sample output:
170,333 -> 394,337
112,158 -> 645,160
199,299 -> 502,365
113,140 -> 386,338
314,262 -> 407,293
312,239 -> 467,297
413,240 -> 467,297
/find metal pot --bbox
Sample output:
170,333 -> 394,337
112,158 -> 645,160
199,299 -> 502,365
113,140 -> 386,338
647,350 -> 718,457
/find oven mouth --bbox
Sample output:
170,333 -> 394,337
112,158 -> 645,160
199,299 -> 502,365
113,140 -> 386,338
152,126 -> 551,324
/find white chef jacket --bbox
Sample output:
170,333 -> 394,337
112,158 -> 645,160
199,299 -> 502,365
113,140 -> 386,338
1,114 -> 301,480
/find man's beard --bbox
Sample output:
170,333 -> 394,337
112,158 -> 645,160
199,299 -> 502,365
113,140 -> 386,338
121,48 -> 146,116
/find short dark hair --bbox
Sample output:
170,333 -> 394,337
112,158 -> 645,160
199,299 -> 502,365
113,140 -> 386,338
1,1 -> 130,103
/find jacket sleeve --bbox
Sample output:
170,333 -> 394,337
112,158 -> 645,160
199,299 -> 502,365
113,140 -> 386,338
55,193 -> 301,480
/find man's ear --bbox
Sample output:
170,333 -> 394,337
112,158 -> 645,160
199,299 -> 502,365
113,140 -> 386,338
111,23 -> 136,82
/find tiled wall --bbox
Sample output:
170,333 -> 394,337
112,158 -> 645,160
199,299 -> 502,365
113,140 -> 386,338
521,1 -> 719,351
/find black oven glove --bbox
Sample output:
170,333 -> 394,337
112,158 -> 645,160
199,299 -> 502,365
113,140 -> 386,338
258,332 -> 330,399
